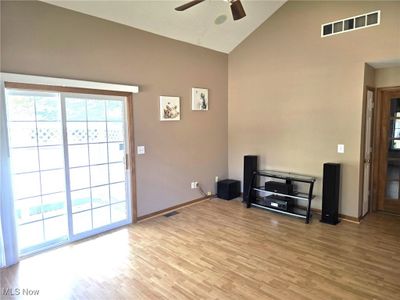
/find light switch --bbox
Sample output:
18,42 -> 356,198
337,144 -> 345,154
137,146 -> 145,155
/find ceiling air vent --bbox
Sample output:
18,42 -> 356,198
321,10 -> 380,37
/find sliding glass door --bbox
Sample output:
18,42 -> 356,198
64,93 -> 129,237
6,90 -> 68,254
5,89 -> 131,255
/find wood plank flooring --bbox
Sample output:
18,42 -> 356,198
1,198 -> 400,299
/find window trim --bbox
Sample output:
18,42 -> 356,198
1,73 -> 139,94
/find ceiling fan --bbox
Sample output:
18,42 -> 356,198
175,0 -> 246,21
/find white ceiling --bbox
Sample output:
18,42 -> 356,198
41,0 -> 286,53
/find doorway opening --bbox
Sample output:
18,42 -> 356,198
372,87 -> 400,215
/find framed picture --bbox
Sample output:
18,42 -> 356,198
160,96 -> 180,121
192,88 -> 208,111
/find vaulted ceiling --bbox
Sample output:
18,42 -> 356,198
41,0 -> 286,53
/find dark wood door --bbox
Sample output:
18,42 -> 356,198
377,89 -> 400,214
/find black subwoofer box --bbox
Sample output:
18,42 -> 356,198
321,163 -> 341,225
217,179 -> 241,200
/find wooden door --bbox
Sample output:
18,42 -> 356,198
377,88 -> 400,214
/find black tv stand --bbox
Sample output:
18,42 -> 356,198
246,170 -> 316,224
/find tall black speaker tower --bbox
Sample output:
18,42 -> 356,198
321,163 -> 341,225
243,155 -> 258,203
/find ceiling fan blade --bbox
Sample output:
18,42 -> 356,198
230,0 -> 246,21
175,0 -> 206,11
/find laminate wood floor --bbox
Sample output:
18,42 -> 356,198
1,199 -> 400,300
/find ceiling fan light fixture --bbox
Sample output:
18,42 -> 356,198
215,14 -> 228,25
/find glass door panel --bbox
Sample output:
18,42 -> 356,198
6,89 -> 68,254
64,94 -> 128,236
6,89 -> 131,256
385,160 -> 400,200
386,180 -> 399,199
379,93 -> 400,214
388,99 -> 400,150
386,97 -> 400,202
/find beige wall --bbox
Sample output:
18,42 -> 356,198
1,0 -> 228,217
2,1 -> 399,220
375,66 -> 400,87
364,64 -> 376,88
229,1 -> 400,217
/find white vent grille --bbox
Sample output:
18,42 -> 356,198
321,10 -> 380,37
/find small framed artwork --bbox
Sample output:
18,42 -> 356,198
192,88 -> 208,111
160,96 -> 180,121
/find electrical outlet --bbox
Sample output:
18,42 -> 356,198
215,176 -> 219,183
207,191 -> 212,196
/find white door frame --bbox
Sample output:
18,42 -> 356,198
361,87 -> 375,218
